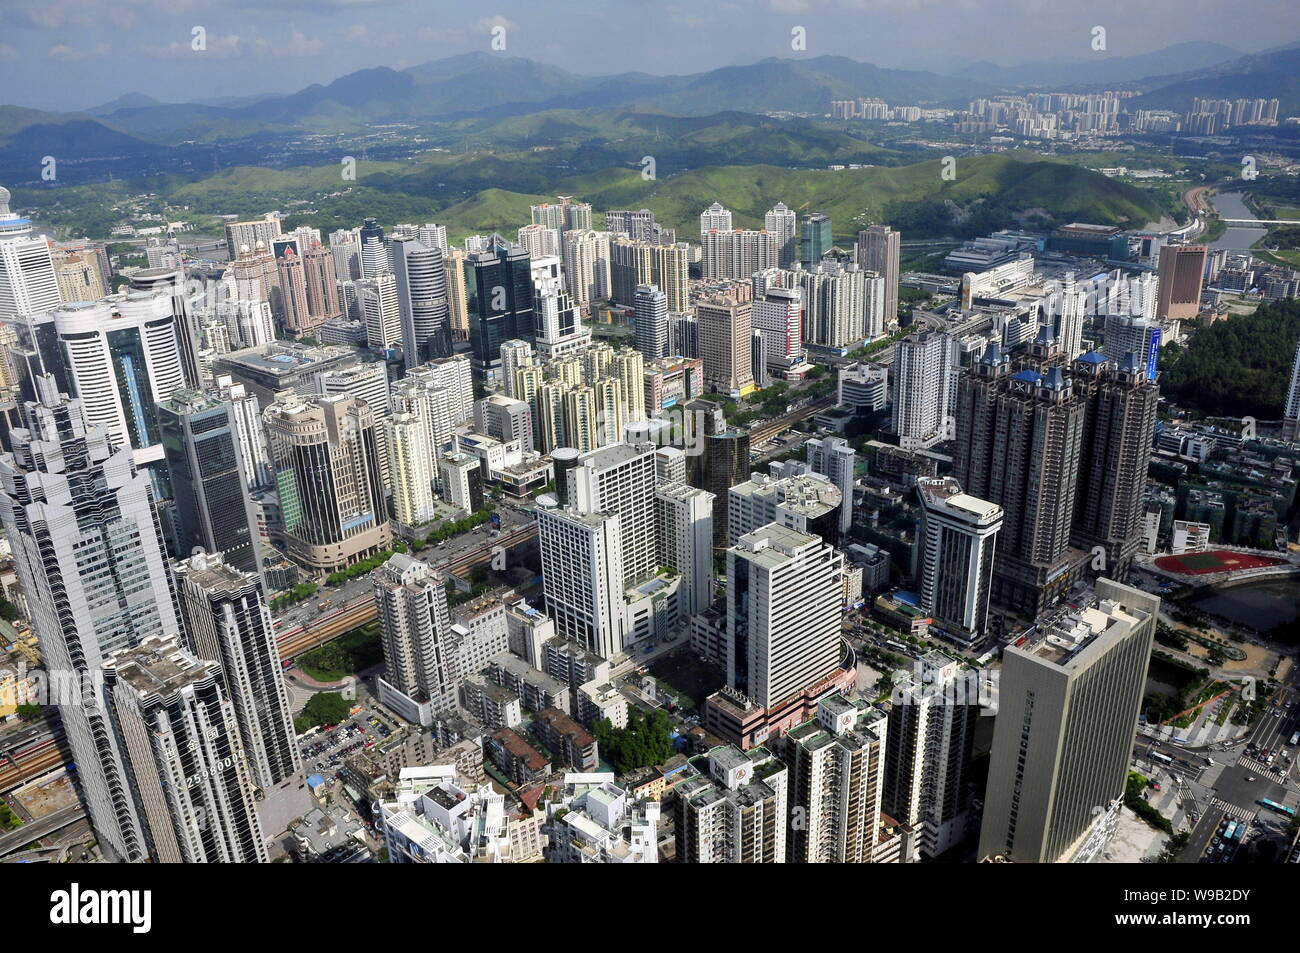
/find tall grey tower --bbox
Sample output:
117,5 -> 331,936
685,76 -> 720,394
104,633 -> 268,863
174,550 -> 301,792
0,377 -> 182,861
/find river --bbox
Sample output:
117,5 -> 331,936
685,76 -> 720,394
1207,190 -> 1269,252
1189,579 -> 1300,631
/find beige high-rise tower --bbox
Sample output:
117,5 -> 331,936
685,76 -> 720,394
696,296 -> 754,396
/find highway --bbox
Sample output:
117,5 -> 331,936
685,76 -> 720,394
0,804 -> 83,859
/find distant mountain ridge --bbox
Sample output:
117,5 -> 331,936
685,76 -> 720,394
950,41 -> 1244,88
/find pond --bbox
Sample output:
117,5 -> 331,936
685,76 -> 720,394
1189,580 -> 1300,631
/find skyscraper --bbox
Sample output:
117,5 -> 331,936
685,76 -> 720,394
103,634 -> 268,863
696,297 -> 754,396
915,477 -> 1002,641
173,550 -> 301,792
0,185 -> 61,322
699,202 -> 733,236
884,651 -> 978,859
978,579 -> 1158,863
465,239 -> 535,383
805,436 -> 856,535
800,212 -> 833,267
567,442 -> 658,588
891,330 -> 955,450
373,553 -> 457,726
633,284 -> 669,361
953,343 -> 1086,615
264,393 -> 391,574
783,693 -> 889,863
391,234 -> 452,369
159,389 -> 264,581
726,524 -> 843,710
855,224 -> 901,328
387,410 -> 437,526
537,506 -> 626,660
765,202 -> 799,269
1284,335 -> 1300,441
0,380 -> 182,861
1155,243 -> 1207,320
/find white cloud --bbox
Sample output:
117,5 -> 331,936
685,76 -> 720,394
48,41 -> 111,61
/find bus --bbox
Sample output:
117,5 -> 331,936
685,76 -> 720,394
1259,798 -> 1297,818
1151,751 -> 1174,765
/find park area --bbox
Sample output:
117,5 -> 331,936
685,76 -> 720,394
646,652 -> 724,712
296,621 -> 382,682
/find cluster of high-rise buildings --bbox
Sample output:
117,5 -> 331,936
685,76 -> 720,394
0,173 -> 1240,867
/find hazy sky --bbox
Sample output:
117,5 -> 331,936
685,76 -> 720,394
1,0 -> 1295,111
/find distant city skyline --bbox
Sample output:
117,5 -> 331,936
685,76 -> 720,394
0,0 -> 1294,111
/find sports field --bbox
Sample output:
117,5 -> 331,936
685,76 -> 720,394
1153,550 -> 1287,576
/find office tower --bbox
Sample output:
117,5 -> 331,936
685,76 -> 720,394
891,330 -> 955,450
915,477 -> 1002,640
654,482 -> 715,618
783,693 -> 889,863
373,553 -> 457,726
443,246 -> 470,340
884,651 -> 978,859
800,212 -> 833,267
765,202 -> 799,268
651,242 -> 690,314
727,471 -> 842,546
568,443 -> 658,587
610,237 -> 655,308
696,297 -> 754,395
654,445 -> 688,485
465,239 -> 535,383
1155,244 -> 1207,320
439,450 -> 483,513
751,286 -> 803,371
359,270 -> 403,353
1102,314 -> 1161,380
0,381 -> 181,862
700,229 -> 778,281
978,579 -> 1159,863
727,524 -> 842,709
805,435 -> 855,535
104,634 -> 267,863
224,214 -> 280,261
953,345 -> 1086,615
264,393 -> 391,574
127,267 -> 202,391
158,390 -> 264,579
676,744 -> 788,863
561,229 -> 611,310
855,224 -> 900,328
699,201 -> 733,236
359,217 -> 389,278
0,186 -> 61,322
1284,336 -> 1300,441
275,246 -> 312,334
391,234 -> 452,368
51,296 -> 188,466
538,506 -> 626,659
388,410 -> 437,526
319,360 -> 392,484
173,551 -> 300,791
214,375 -> 273,491
475,394 -> 533,452
686,400 -> 750,548
1069,352 -> 1160,578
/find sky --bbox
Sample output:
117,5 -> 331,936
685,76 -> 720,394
0,0 -> 1296,112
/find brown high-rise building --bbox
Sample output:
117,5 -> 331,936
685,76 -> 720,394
1069,351 -> 1160,578
696,296 -> 754,396
955,333 -> 1157,618
1155,243 -> 1206,320
953,340 -> 1086,616
276,246 -> 312,334
302,240 -> 344,328
856,224 -> 901,328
